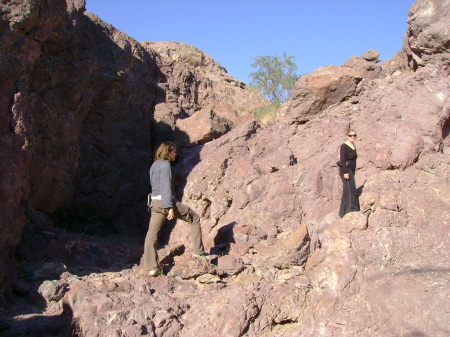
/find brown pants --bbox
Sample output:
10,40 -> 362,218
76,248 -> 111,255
143,200 -> 205,271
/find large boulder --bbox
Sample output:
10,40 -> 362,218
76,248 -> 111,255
277,52 -> 383,124
174,107 -> 233,145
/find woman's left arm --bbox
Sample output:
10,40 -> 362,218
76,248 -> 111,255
160,162 -> 174,208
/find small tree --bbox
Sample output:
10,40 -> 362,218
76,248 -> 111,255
249,52 -> 298,104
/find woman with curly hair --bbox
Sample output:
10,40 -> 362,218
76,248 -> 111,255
142,142 -> 207,276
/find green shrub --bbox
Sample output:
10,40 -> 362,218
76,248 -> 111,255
252,101 -> 280,122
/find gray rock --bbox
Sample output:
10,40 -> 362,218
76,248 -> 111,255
38,280 -> 68,303
362,49 -> 381,62
32,262 -> 67,281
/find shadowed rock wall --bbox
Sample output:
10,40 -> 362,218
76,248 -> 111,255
0,0 -> 159,292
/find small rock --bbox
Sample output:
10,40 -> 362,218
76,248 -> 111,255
362,49 -> 381,62
38,280 -> 68,303
33,262 -> 67,281
196,274 -> 221,284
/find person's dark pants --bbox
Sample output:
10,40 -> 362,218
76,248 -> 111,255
143,200 -> 205,271
339,168 -> 360,217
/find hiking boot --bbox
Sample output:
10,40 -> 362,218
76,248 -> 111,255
147,269 -> 162,277
192,253 -> 210,261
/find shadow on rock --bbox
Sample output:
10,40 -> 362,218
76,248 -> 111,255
356,180 -> 366,197
0,301 -> 74,337
211,222 -> 237,256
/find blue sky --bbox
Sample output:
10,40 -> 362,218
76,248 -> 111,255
85,0 -> 416,84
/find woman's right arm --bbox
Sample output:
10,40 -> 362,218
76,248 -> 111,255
167,208 -> 174,220
340,144 -> 349,180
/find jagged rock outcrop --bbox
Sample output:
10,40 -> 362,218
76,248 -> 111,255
404,0 -> 450,70
1,0 -> 449,337
174,107 -> 233,145
0,0 -> 159,293
142,41 -> 269,145
276,49 -> 386,124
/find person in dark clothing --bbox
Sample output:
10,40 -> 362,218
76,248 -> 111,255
142,141 -> 207,276
339,129 -> 360,217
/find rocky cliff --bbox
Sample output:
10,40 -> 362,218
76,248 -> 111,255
0,0 -> 267,297
0,0 -> 449,336
0,0 -> 159,294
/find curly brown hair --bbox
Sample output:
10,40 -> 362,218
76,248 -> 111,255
154,141 -> 176,161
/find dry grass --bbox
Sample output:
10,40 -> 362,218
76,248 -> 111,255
252,101 -> 280,124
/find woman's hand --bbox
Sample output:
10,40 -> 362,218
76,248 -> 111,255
167,208 -> 174,220
344,173 -> 349,180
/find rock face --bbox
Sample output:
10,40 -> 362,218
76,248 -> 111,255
142,41 -> 269,146
0,0 -> 267,299
404,0 -> 450,70
0,0 -> 162,292
1,0 -> 449,337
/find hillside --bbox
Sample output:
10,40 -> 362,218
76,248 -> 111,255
0,0 -> 448,336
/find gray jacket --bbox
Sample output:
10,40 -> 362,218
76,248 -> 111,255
149,160 -> 175,208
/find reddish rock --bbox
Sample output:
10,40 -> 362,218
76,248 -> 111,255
0,1 -> 449,337
167,255 -> 217,279
362,49 -> 381,62
277,63 -> 366,124
0,0 -> 161,293
175,107 -> 233,145
142,40 -> 269,145
404,0 -> 450,70
217,255 -> 244,276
